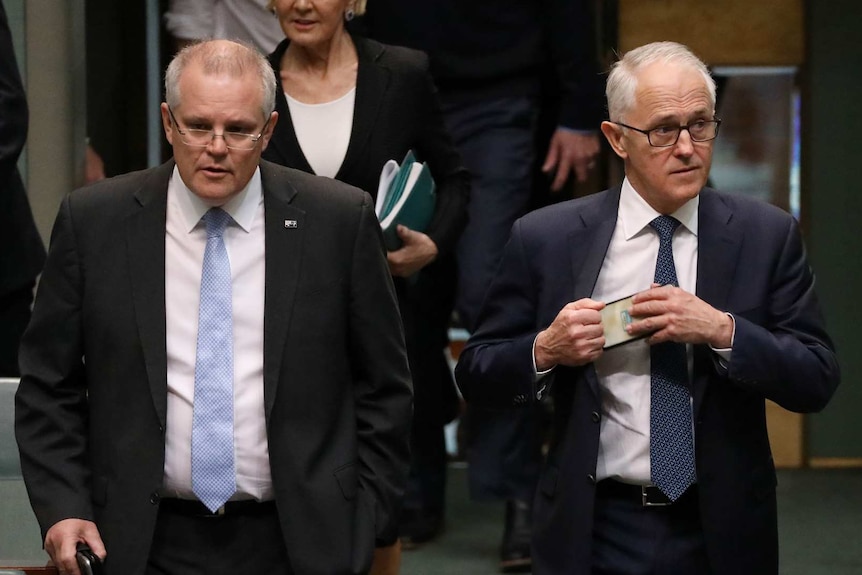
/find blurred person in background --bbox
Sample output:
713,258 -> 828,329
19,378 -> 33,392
262,0 -> 470,562
355,1 -> 605,571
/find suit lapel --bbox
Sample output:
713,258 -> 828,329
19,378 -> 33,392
265,36 -> 391,182
260,162 -> 305,423
335,37 -> 390,181
266,40 -> 314,174
127,161 -> 173,428
569,187 -> 620,399
693,188 -> 743,416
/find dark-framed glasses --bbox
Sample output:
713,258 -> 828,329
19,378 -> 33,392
167,106 -> 270,150
612,119 -> 721,147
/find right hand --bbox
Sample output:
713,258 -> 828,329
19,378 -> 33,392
44,518 -> 106,575
534,298 -> 606,370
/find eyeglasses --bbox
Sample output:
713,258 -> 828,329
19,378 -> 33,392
167,106 -> 270,150
612,119 -> 721,147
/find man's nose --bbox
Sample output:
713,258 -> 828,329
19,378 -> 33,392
206,133 -> 230,154
673,128 -> 695,156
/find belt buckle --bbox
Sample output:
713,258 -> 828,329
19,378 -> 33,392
641,486 -> 672,507
216,504 -> 227,516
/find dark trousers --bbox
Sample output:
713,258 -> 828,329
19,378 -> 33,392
441,94 -> 543,503
145,503 -> 291,575
0,283 -> 35,377
592,482 -> 710,575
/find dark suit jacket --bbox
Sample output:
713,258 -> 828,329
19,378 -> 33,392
455,186 -> 840,575
15,160 -> 413,575
263,35 -> 469,257
0,1 -> 45,296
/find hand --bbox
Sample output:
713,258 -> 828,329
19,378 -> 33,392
84,144 -> 105,184
386,225 -> 438,278
541,128 -> 601,191
534,298 -> 606,370
44,518 -> 106,575
627,284 -> 734,348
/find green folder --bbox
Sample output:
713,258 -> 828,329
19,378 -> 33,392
376,150 -> 437,251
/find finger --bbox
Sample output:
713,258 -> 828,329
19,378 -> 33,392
570,298 -> 606,311
550,156 -> 571,191
542,144 -> 559,173
574,161 -> 589,183
396,224 -> 413,240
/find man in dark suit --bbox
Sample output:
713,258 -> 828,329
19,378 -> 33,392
455,42 -> 839,575
0,0 -> 45,377
15,40 -> 412,575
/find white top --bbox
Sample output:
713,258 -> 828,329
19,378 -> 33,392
163,166 -> 272,501
164,0 -> 284,53
591,178 -> 699,485
286,87 -> 356,179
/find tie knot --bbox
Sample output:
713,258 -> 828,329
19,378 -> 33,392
650,215 -> 681,243
203,208 -> 232,238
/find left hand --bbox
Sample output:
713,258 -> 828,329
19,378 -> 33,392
541,128 -> 601,191
626,284 -> 734,348
387,225 -> 438,278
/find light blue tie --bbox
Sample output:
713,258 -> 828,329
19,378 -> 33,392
192,207 -> 236,512
649,215 -> 696,501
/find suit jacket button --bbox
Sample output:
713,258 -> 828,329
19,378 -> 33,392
587,474 -> 596,484
150,492 -> 161,505
591,411 -> 600,423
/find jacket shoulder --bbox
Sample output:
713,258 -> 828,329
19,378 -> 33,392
355,36 -> 429,74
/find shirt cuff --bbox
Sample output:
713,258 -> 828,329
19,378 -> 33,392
710,312 -> 736,367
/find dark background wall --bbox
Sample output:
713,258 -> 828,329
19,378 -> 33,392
805,0 -> 862,460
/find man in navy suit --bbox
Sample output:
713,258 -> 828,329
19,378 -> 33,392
455,41 -> 839,575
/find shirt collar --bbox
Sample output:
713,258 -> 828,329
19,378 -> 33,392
618,177 -> 699,240
171,166 -> 263,234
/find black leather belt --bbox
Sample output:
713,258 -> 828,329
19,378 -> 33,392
596,480 -> 683,507
159,497 -> 276,518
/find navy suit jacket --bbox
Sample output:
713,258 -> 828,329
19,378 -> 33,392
16,160 -> 413,575
455,186 -> 839,574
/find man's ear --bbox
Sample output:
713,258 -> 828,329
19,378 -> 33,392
160,103 -> 174,145
601,121 -> 627,160
259,111 -> 279,151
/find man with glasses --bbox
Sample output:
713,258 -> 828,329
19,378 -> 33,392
455,41 -> 838,575
16,39 -> 412,575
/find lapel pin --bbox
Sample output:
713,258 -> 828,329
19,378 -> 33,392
284,219 -> 298,229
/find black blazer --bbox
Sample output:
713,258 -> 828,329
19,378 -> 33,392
0,1 -> 45,296
16,160 -> 413,575
263,35 -> 469,256
456,187 -> 840,574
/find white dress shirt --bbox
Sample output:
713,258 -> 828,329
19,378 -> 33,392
164,0 -> 284,54
591,178 -> 699,485
163,166 -> 273,501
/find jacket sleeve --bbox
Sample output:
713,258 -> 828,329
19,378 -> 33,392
725,215 -> 839,413
411,53 -> 470,256
15,195 -> 93,538
348,192 -> 413,545
541,0 -> 605,130
455,219 -> 546,408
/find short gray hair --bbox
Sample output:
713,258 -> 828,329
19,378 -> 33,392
606,41 -> 716,122
164,39 -> 276,120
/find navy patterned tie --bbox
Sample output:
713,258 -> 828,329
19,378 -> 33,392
191,207 -> 236,512
649,215 -> 696,501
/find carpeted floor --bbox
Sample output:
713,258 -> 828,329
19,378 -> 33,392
400,466 -> 862,575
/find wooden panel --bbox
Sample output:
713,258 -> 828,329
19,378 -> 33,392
618,0 -> 804,65
766,400 -> 804,468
